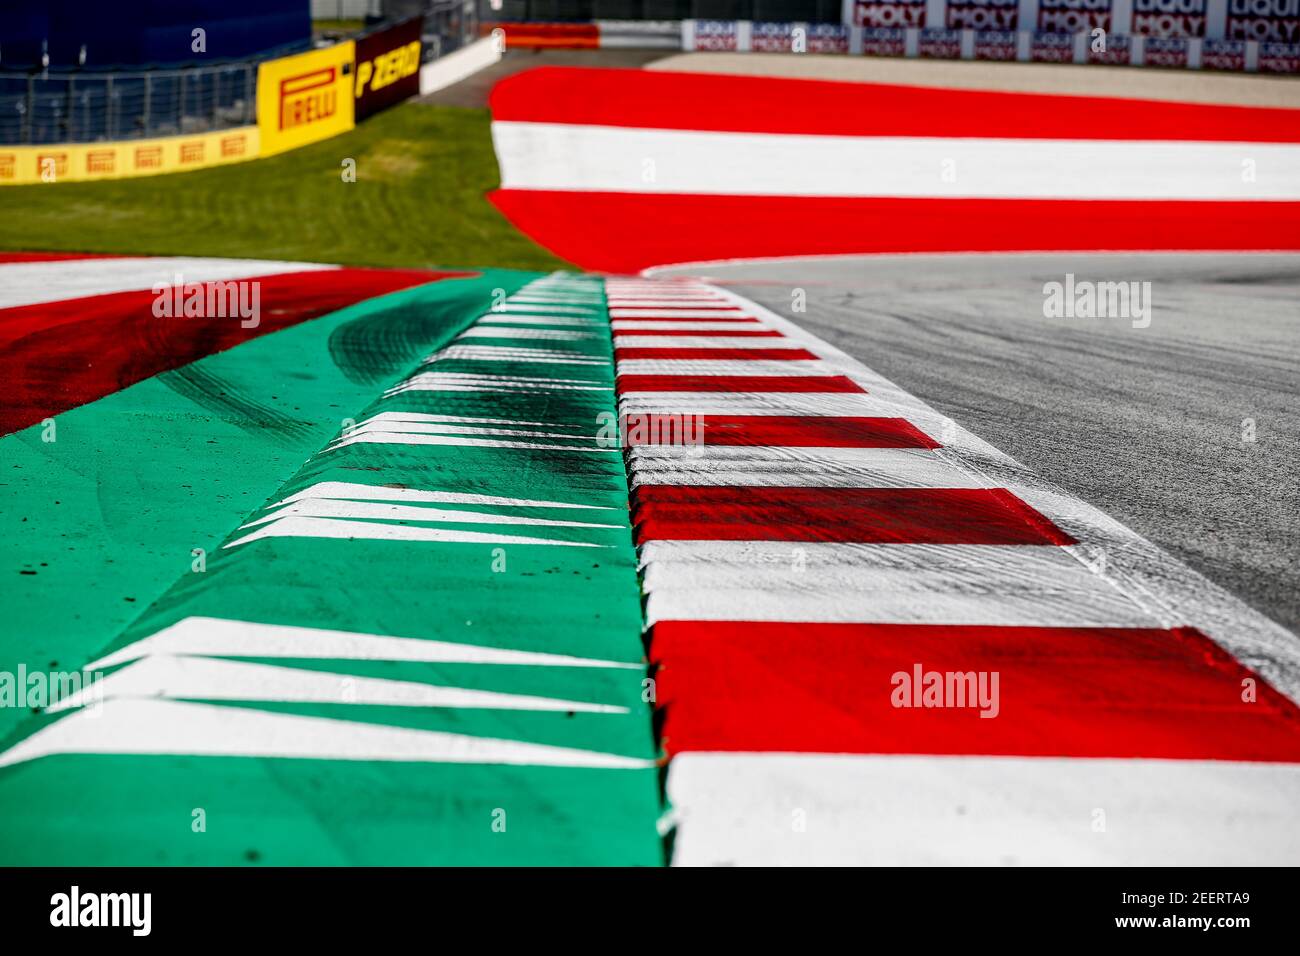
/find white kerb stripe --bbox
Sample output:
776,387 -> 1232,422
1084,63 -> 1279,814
494,122 -> 1300,201
0,256 -> 338,310
668,753 -> 1300,865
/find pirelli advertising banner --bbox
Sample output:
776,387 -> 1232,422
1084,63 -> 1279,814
354,17 -> 424,121
257,41 -> 356,157
0,126 -> 258,186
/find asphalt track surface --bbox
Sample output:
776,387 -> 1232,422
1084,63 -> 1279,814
648,51 -> 1300,108
425,48 -> 1300,110
658,252 -> 1300,634
419,48 -> 669,108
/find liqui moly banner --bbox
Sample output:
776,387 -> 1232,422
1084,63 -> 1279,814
691,20 -> 740,50
974,28 -> 1021,55
1130,0 -> 1209,37
919,27 -> 964,54
1225,0 -> 1300,41
1038,0 -> 1113,32
751,21 -> 798,50
681,9 -> 1300,71
860,25 -> 910,53
806,23 -> 853,51
1089,30 -> 1133,60
1142,35 -> 1193,63
1258,38 -> 1300,65
850,0 -> 928,28
947,0 -> 1023,29
1031,29 -> 1078,58
1200,36 -> 1249,66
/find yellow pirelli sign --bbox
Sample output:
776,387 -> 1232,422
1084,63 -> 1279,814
257,41 -> 356,157
0,127 -> 260,186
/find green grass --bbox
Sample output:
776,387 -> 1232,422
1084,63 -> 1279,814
0,103 -> 569,272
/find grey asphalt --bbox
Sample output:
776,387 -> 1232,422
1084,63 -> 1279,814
418,48 -> 670,109
659,253 -> 1300,633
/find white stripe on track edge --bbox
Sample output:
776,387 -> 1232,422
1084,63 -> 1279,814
667,753 -> 1300,866
639,540 -> 1162,627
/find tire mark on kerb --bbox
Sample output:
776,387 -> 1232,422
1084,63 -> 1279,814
697,282 -> 1300,707
613,276 -> 1300,865
157,365 -> 315,448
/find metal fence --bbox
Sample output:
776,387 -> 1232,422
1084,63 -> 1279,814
422,0 -> 480,56
0,63 -> 258,145
0,5 -> 482,146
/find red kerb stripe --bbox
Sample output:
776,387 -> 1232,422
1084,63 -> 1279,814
490,192 -> 1300,274
491,67 -> 1300,142
651,621 -> 1300,762
617,374 -> 863,393
632,486 -> 1074,544
0,252 -> 126,263
689,415 -> 939,448
615,347 -> 818,361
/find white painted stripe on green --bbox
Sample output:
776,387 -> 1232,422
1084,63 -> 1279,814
242,499 -> 621,530
428,345 -> 610,365
458,328 -> 603,340
359,412 -> 587,429
387,374 -> 612,394
475,315 -> 605,327
278,480 -> 611,510
507,297 -> 604,305
224,516 -> 610,549
340,422 -> 602,440
48,656 -> 628,714
89,617 -> 642,671
492,304 -> 599,315
0,700 -> 652,769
